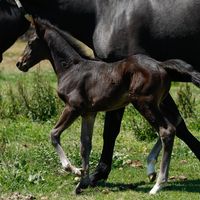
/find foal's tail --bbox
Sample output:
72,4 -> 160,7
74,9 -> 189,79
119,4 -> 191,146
161,59 -> 200,88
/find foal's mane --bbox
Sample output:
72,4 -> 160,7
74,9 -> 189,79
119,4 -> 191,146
35,18 -> 75,45
34,18 -> 96,60
0,0 -> 17,7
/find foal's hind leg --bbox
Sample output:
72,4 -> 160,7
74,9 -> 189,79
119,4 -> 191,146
149,95 -> 186,194
50,105 -> 81,176
76,113 -> 97,194
146,94 -> 200,182
146,95 -> 180,182
133,101 -> 176,194
150,124 -> 175,194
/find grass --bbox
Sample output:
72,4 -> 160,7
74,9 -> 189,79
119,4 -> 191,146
0,41 -> 200,200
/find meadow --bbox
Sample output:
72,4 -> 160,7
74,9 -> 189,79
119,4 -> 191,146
0,40 -> 200,200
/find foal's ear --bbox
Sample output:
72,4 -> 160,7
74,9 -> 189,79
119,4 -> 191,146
33,19 -> 46,38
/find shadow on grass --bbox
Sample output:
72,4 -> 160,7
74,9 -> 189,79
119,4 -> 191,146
131,179 -> 200,193
83,180 -> 147,193
84,179 -> 200,194
72,180 -> 146,195
97,180 -> 146,191
165,179 -> 200,193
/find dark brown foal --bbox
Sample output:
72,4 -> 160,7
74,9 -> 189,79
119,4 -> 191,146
17,19 -> 200,194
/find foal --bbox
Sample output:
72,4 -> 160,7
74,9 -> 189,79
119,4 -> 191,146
17,19 -> 200,194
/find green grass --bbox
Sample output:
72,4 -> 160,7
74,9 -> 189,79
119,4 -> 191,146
0,115 -> 199,200
0,42 -> 200,200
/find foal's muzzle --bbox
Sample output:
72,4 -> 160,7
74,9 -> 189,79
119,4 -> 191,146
16,57 -> 29,72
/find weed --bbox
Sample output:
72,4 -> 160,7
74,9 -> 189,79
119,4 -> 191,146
27,70 -> 58,121
176,83 -> 196,118
0,70 -> 59,121
123,106 -> 157,141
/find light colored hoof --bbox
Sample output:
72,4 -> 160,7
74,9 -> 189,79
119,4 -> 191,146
148,172 -> 157,182
149,184 -> 161,195
149,182 -> 167,195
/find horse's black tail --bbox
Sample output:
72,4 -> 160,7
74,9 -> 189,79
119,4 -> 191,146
161,59 -> 200,88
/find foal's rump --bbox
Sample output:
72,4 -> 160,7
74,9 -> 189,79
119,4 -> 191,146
130,55 -> 200,88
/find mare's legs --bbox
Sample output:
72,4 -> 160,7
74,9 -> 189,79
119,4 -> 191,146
90,108 -> 125,185
76,113 -> 97,194
162,94 -> 200,159
133,100 -> 176,194
51,105 -> 81,176
176,121 -> 200,159
147,94 -> 200,182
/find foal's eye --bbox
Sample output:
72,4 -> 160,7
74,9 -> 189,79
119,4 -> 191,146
61,60 -> 67,68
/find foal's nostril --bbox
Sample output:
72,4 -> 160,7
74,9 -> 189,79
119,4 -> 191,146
16,56 -> 24,67
16,61 -> 21,68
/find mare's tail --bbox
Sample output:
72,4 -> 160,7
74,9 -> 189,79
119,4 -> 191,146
161,59 -> 200,88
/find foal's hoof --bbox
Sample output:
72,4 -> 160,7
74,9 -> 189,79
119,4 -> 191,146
89,163 -> 110,186
75,178 -> 90,194
148,172 -> 157,182
75,185 -> 82,194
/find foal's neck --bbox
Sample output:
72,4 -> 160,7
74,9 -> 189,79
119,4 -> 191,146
45,29 -> 83,78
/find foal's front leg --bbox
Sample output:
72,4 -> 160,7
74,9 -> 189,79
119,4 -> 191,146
76,112 -> 97,194
90,108 -> 125,185
50,105 -> 81,176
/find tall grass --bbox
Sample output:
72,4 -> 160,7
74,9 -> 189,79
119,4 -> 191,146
123,106 -> 157,141
0,72 -> 198,141
176,83 -> 196,118
0,69 -> 60,121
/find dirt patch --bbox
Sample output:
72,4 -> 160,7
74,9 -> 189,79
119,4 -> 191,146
0,192 -> 36,200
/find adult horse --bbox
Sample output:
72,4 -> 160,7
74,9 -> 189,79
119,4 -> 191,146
0,0 -> 29,62
0,0 -> 200,190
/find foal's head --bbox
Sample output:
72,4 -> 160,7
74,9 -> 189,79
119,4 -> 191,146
16,33 -> 49,72
17,18 -> 85,72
